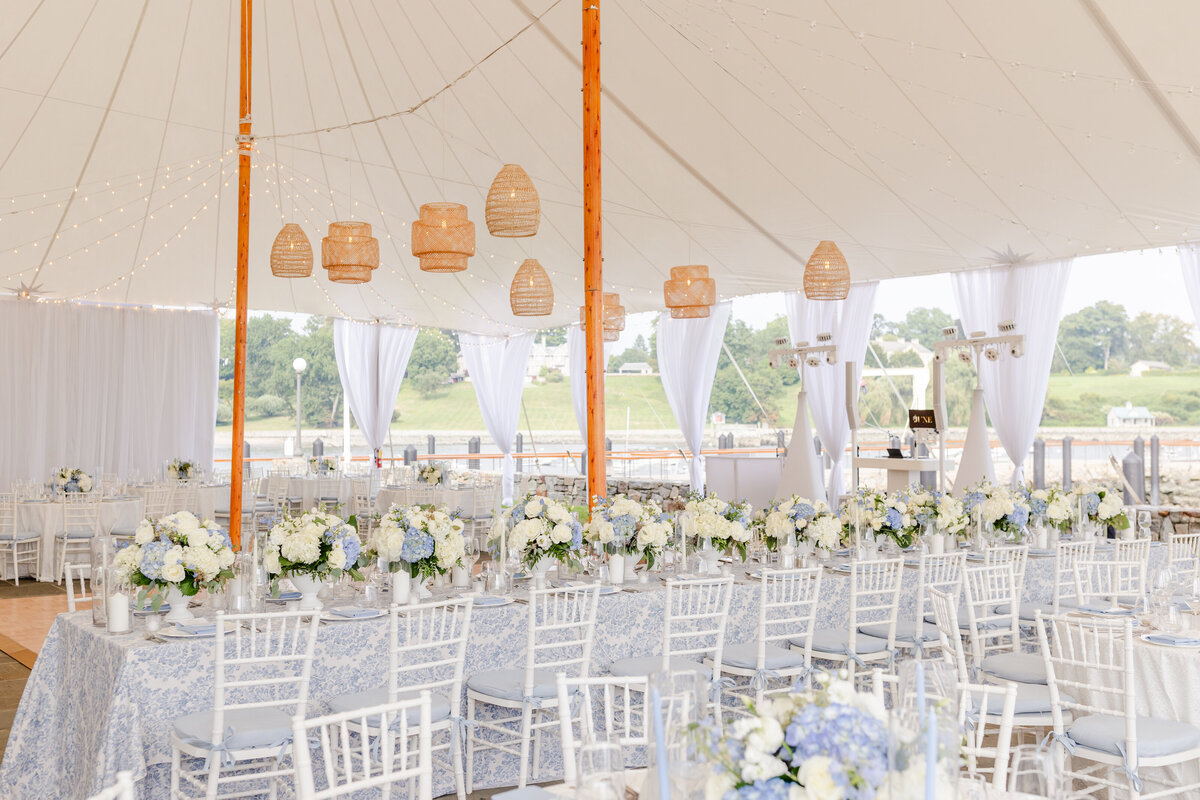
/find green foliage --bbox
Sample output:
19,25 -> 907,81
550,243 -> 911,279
1127,312 -> 1200,366
540,327 -> 567,347
216,399 -> 233,424
1055,301 -> 1129,372
407,329 -> 458,398
608,334 -> 651,372
247,394 -> 289,418
411,371 -> 446,399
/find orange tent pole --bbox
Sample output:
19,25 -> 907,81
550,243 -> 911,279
583,0 -> 606,504
229,0 -> 253,551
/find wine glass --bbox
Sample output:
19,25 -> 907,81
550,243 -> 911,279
1009,744 -> 1060,797
575,741 -> 625,800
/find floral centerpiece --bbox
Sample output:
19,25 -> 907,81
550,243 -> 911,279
702,674 -> 898,800
586,495 -> 673,579
906,488 -> 968,553
54,467 -> 92,494
684,491 -> 754,561
264,510 -> 363,609
374,503 -> 465,581
1071,484 -> 1129,533
114,511 -> 235,622
1025,486 -> 1073,532
166,458 -> 196,481
418,462 -> 447,486
308,456 -> 337,473
498,493 -> 584,573
963,482 -> 1030,541
844,489 -> 917,549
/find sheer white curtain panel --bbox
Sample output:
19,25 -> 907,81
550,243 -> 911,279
656,302 -> 732,491
567,324 -> 613,445
0,300 -> 217,489
333,320 -> 418,462
952,259 -> 1072,484
784,283 -> 878,505
459,332 -> 535,503
1181,247 -> 1200,336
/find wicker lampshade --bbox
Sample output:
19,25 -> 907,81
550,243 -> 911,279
664,264 -> 716,318
803,240 -> 850,300
321,221 -> 379,284
509,259 -> 554,316
412,202 -> 475,273
486,164 -> 540,238
578,291 -> 624,342
271,223 -> 313,278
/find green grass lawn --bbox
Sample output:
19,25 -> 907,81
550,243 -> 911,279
1042,370 -> 1200,426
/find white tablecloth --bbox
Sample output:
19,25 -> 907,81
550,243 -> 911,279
127,484 -> 222,521
374,485 -> 478,514
17,497 -> 144,581
286,476 -> 353,511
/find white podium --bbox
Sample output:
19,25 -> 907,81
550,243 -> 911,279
852,456 -> 938,492
705,455 -> 784,510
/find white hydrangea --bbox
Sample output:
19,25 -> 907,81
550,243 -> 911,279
809,515 -> 843,550
637,521 -> 671,549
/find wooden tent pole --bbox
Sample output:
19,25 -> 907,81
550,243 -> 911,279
229,0 -> 253,551
583,1 -> 606,504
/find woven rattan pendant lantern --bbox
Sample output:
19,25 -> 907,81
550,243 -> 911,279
509,259 -> 554,316
271,223 -> 313,278
803,240 -> 850,300
486,164 -> 540,238
578,292 -> 624,342
663,265 -> 716,319
412,202 -> 475,272
321,221 -> 379,284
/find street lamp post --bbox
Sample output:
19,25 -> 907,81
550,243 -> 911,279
293,357 -> 307,456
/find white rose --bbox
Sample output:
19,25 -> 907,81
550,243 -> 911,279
134,520 -> 155,545
765,512 -> 792,541
536,533 -> 552,550
77,475 -> 93,492
161,563 -> 186,583
524,499 -> 544,518
546,504 -> 569,524
263,549 -> 281,574
704,771 -> 736,800
551,523 -> 574,544
328,547 -> 347,570
778,498 -> 794,513
796,756 -> 842,800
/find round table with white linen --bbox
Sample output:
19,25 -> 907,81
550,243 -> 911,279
17,496 -> 145,582
286,476 -> 354,512
375,484 -> 478,514
127,483 -> 223,521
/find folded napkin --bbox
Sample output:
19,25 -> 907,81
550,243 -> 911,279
1078,604 -> 1134,616
475,595 -> 508,606
330,606 -> 377,618
1146,633 -> 1200,646
174,619 -> 217,636
269,590 -> 302,602
494,788 -> 559,800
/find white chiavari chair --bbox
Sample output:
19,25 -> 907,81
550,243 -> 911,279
1037,612 -> 1200,798
805,558 -> 903,683
350,478 -> 373,534
142,485 -> 172,520
0,494 -> 39,585
292,692 -> 433,800
720,566 -> 821,708
171,483 -> 200,517
555,673 -> 650,787
85,771 -> 135,800
168,609 -> 320,800
862,551 -> 963,655
1168,531 -> 1200,576
1074,558 -> 1147,610
326,598 -> 472,800
986,544 -> 1029,593
65,562 -> 92,612
960,681 -> 1018,789
964,563 -> 1046,686
466,586 -> 600,789
55,493 -> 99,584
315,477 -> 342,513
1003,539 -> 1096,624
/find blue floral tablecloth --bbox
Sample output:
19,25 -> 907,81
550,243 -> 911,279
0,549 -> 1162,799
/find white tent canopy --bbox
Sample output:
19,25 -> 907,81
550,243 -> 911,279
3,1 -> 1200,332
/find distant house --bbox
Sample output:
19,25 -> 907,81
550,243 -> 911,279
1129,360 -> 1171,378
872,337 -> 934,367
526,336 -> 570,380
616,361 -> 653,376
1107,401 -> 1155,428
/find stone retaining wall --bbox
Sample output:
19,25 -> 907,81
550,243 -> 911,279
519,474 -> 689,509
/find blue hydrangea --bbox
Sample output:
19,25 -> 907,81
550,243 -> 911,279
884,507 -> 902,530
340,532 -> 361,564
611,514 -> 637,546
964,490 -> 986,511
791,502 -> 816,522
724,779 -> 791,800
1006,505 -> 1029,528
1028,494 -> 1048,516
784,701 -> 889,799
570,520 -> 584,551
1084,492 -> 1100,515
400,529 -> 435,563
510,503 -> 526,523
138,540 -> 170,581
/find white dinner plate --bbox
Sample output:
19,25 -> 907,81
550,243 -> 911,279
1027,548 -> 1055,557
133,604 -> 170,616
1075,605 -> 1136,618
320,608 -> 386,622
1139,632 -> 1200,649
596,585 -> 620,596
158,621 -> 238,639
829,563 -> 853,574
474,595 -> 514,608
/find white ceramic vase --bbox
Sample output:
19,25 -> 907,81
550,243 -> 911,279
533,559 -> 553,590
927,533 -> 945,555
162,584 -> 194,624
289,573 -> 324,611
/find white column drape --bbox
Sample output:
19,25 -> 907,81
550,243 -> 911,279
0,299 -> 218,488
1181,247 -> 1200,336
460,331 -> 535,503
333,319 -> 418,462
952,259 -> 1072,484
784,282 -> 878,505
656,302 -> 732,491
566,324 -> 613,445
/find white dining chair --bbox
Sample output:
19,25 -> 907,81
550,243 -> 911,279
315,478 -> 342,513
168,609 -> 320,800
65,562 -> 92,612
0,495 -> 39,585
85,770 -> 135,800
611,576 -> 734,703
55,494 -> 99,584
141,485 -> 172,520
466,585 -> 600,790
1073,558 -> 1147,609
800,558 -> 903,683
985,544 -> 1029,593
171,483 -> 200,517
1168,531 -> 1200,575
1037,612 -> 1200,798
960,681 -> 1018,789
964,562 -> 1046,686
719,566 -> 821,708
325,597 -> 472,800
862,550 -> 963,655
1001,539 -> 1096,625
292,692 -> 433,800
555,673 -> 650,786
350,478 -> 373,533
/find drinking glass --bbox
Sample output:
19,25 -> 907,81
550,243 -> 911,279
643,671 -> 706,800
1009,744 -> 1059,797
575,741 -> 625,800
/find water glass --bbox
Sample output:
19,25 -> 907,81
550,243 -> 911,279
575,741 -> 625,800
1009,744 -> 1059,797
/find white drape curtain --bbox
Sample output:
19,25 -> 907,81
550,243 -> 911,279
333,320 -> 418,460
0,299 -> 218,489
656,302 -> 732,491
566,324 -> 613,444
952,259 -> 1072,484
460,331 -> 535,503
1181,247 -> 1200,336
784,283 -> 878,505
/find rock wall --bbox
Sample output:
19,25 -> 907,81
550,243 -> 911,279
518,474 -> 689,510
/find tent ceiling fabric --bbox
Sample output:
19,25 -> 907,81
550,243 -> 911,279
2,0 -> 1199,334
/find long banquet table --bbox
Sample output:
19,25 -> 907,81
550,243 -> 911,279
0,547 -> 1177,799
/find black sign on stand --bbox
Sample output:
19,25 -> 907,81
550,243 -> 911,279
908,409 -> 937,430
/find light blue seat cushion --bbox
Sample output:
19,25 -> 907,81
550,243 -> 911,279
980,652 -> 1046,685
1067,714 -> 1200,758
858,620 -> 941,644
720,642 -> 808,671
802,629 -> 890,656
466,669 -> 559,702
173,707 -> 292,751
972,682 -> 1073,716
0,530 -> 38,541
58,531 -> 95,539
923,612 -> 971,631
327,687 -> 452,726
995,600 -> 1077,621
610,655 -> 708,678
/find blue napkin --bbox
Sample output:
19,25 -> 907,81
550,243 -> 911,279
1146,633 -> 1200,646
175,619 -> 217,636
269,590 -> 302,602
330,606 -> 377,618
1078,603 -> 1134,616
475,595 -> 508,606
